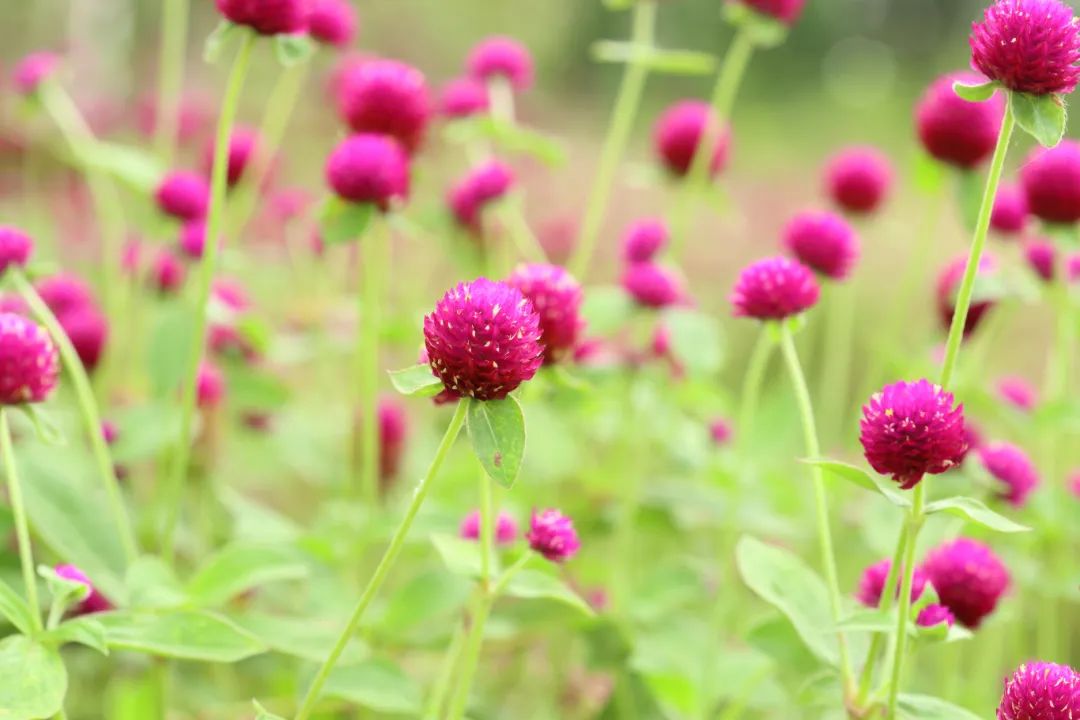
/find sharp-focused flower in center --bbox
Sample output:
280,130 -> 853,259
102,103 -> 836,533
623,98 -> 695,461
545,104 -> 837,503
782,210 -> 860,280
997,662 -> 1080,720
978,442 -> 1040,507
923,537 -> 1010,629
730,256 -> 820,320
506,264 -> 584,364
970,0 -> 1080,96
527,509 -> 580,563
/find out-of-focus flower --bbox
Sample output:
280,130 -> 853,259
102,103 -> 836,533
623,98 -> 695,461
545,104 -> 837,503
782,210 -> 860,280
936,253 -> 998,338
155,171 -> 210,221
337,59 -> 431,154
923,537 -> 1010,628
622,219 -> 668,264
214,0 -> 309,35
326,133 -> 410,210
978,442 -> 1040,507
54,564 -> 112,615
12,52 -> 59,96
506,263 -> 584,364
308,0 -> 358,48
997,375 -> 1038,412
654,101 -> 729,179
855,559 -> 927,607
440,77 -> 490,119
0,226 -> 33,277
460,510 -> 520,545
1021,141 -> 1080,225
824,146 -> 892,215
467,36 -> 534,92
915,72 -> 1005,169
622,262 -> 683,309
916,604 -> 956,628
990,184 -> 1029,236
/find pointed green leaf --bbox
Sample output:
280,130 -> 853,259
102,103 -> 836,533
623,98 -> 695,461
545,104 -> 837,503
80,141 -> 165,192
896,693 -> 982,720
187,544 -> 308,607
322,659 -> 423,714
0,636 -> 67,719
274,33 -> 314,68
44,616 -> 109,655
504,569 -> 595,616
952,80 -> 998,102
203,20 -> 239,64
125,556 -> 188,610
430,533 -> 485,579
319,197 -> 375,246
387,364 -> 445,397
922,496 -> 1029,533
0,578 -> 35,636
99,610 -> 266,662
253,700 -> 286,720
836,608 -> 893,634
803,459 -> 911,507
1010,91 -> 1067,148
467,396 -> 526,489
233,611 -> 369,664
722,3 -> 789,47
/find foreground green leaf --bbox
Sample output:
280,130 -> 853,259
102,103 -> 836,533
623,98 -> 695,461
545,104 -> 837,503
187,543 -> 308,607
952,80 -> 998,102
504,569 -> 595,616
319,197 -> 375,246
0,635 -> 67,719
1010,91 -> 1066,148
0,578 -> 35,635
467,396 -> 526,489
896,693 -> 982,720
922,496 -> 1029,533
388,364 -> 445,397
804,459 -> 911,508
322,659 -> 423,714
99,610 -> 266,662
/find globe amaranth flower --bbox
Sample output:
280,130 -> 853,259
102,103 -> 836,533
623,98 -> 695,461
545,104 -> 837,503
440,77 -> 490,119
506,263 -> 584,364
622,262 -> 684,309
1069,253 -> 1080,282
997,375 -> 1038,412
36,274 -> 94,318
622,218 -> 668,264
13,52 -> 59,96
730,0 -> 806,25
0,226 -> 33,276
214,0 -> 309,35
710,418 -> 733,446
978,442 -> 1040,507
377,398 -> 407,485
58,307 -> 108,374
1024,239 -> 1058,282
447,161 -> 515,232
326,133 -> 410,210
923,537 -> 1010,628
937,253 -> 999,338
527,509 -> 580,563
916,72 -> 1005,169
0,313 -> 59,405
855,559 -> 928,607
196,362 -> 226,409
654,101 -> 730,179
730,256 -> 820,320
859,379 -> 967,489
204,126 -> 260,188
308,0 -> 358,48
991,184 -> 1030,236
338,59 -> 431,154
460,510 -> 520,545
1070,469 -> 1080,499
151,250 -> 186,295
916,604 -> 956,628
423,278 -> 544,401
467,36 -> 534,92
155,170 -> 209,221
824,146 -> 893,215
1020,141 -> 1080,224
782,210 -> 860,280
971,0 -> 1080,96
997,662 -> 1080,720
54,564 -> 112,615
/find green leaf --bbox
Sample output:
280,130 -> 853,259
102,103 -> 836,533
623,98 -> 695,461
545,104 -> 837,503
913,151 -> 946,195
19,405 -> 64,447
922,496 -> 1030,533
0,578 -> 35,635
378,569 -> 471,639
836,608 -> 893,634
581,285 -> 634,334
322,658 -> 423,714
896,693 -> 982,720
467,396 -> 526,489
319,197 -> 376,245
232,612 -> 369,664
663,308 -> 725,375
0,636 -> 67,719
80,142 -> 164,192
273,33 -> 315,67
99,609 -> 266,662
1010,91 -> 1067,148
387,364 -> 445,397
736,536 -> 837,666
187,544 -> 308,607
146,302 -> 196,398
591,41 -> 717,75
204,20 -> 239,64
253,700 -> 286,720
38,565 -> 89,610
110,402 -> 181,464
430,533 -> 484,579
504,569 -> 595,616
43,616 -> 109,655
952,80 -> 998,102
803,459 -> 911,507
222,368 -> 290,413
722,3 -> 789,47
445,116 -> 565,167
125,556 -> 188,610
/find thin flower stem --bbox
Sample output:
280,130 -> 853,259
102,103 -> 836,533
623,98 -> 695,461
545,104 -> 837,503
883,485 -> 924,719
737,329 -> 774,438
777,323 -> 852,688
0,409 -> 42,633
569,0 -> 657,279
479,472 -> 493,586
856,523 -> 908,703
160,31 -> 256,562
295,399 -> 469,720
354,218 -> 386,502
154,0 -> 189,165
423,604 -> 472,720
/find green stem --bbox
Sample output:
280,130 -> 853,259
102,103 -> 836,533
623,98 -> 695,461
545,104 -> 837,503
479,473 -> 493,587
883,486 -> 924,719
160,31 -> 256,562
568,0 -> 657,279
0,409 -> 42,633
354,219 -> 385,502
13,271 -> 137,563
777,323 -> 852,687
154,0 -> 189,165
737,330 -> 774,438
487,76 -> 516,126
295,399 -> 469,720
499,196 -> 546,265
423,608 -> 471,720
856,523 -> 908,703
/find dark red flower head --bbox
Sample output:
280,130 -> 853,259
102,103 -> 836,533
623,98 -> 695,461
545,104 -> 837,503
1021,141 -> 1080,224
855,558 -> 928,608
824,146 -> 893,215
338,59 -> 431,154
859,379 -> 967,489
917,604 -> 956,628
308,0 -> 358,48
991,184 -> 1030,236
196,362 -> 226,409
1024,238 -> 1058,281
214,0 -> 309,35
971,0 -> 1080,96
923,537 -> 1010,629
654,101 -> 730,179
36,274 -> 94,318
997,662 -> 1080,720
936,253 -> 999,337
151,249 -> 186,295
467,36 -> 534,92
730,256 -> 820,320
326,133 -> 410,210
731,0 -> 806,25
622,262 -> 684,309
423,278 -> 544,400
440,77 -> 490,119
447,161 -> 515,231
782,209 -> 860,280
978,442 -> 1040,507
622,218 -> 668,264
0,313 -> 59,405
527,509 -> 581,563
13,52 -> 59,96
204,126 -> 260,188
0,226 -> 33,277
59,306 -> 108,374
55,564 -> 112,615
155,170 -> 209,221
377,398 -> 407,483
916,72 -> 1005,168
506,263 -> 584,364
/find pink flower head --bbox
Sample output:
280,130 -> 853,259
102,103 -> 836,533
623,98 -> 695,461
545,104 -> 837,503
855,559 -> 928,607
997,375 -> 1038,412
990,184 -> 1030,236
196,362 -> 226,409
326,133 -> 410,210
731,0 -> 806,25
155,170 -> 209,221
338,59 -> 431,154
923,537 -> 1010,628
447,161 -> 515,231
1069,469 -> 1080,498
214,0 -> 309,35
0,313 -> 59,405
213,278 -> 251,313
36,274 -> 94,318
937,253 -> 999,338
971,0 -> 1080,96
506,263 -> 584,364
917,604 -> 956,628
308,0 -> 358,48
730,256 -> 820,320
54,564 -> 112,615
459,510 -> 520,545
961,420 -> 985,463
423,278 -> 544,401
915,72 -> 1005,169
997,662 -> 1080,719
59,307 -> 108,374
101,421 -> 118,445
1069,253 -> 1080,282
378,398 -> 407,482
622,218 -> 668,264
654,101 -> 730,179
978,442 -> 1040,507
782,210 -> 860,280
0,226 -> 33,276
824,146 -> 892,215
1021,141 -> 1080,224
204,126 -> 260,188
440,77 -> 490,119
467,36 -> 534,92
151,249 -> 186,295
527,509 -> 580,563
268,187 -> 313,223
710,418 -> 733,446
178,220 -> 211,260
622,262 -> 684,309
859,379 -> 967,489
13,52 -> 60,96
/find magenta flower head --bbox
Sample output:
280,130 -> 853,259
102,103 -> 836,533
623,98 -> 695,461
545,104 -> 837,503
506,263 -> 584,364
825,146 -> 893,215
730,256 -> 820,321
0,226 -> 33,277
60,307 -> 108,374
196,362 -> 226,409
155,170 -> 209,221
991,184 -> 1030,236
339,59 -> 431,154
978,442 -> 1041,507
917,604 -> 956,628
1020,141 -> 1080,224
937,253 -> 999,337
0,314 -> 59,405
1024,238 -> 1058,281
730,0 -> 806,25
997,375 -> 1038,412
1070,470 -> 1080,499
214,0 -> 309,35
622,218 -> 668,264
859,379 -> 967,489
423,278 -> 544,401
855,559 -> 928,608
923,537 -> 1010,628
654,101 -> 730,179
622,262 -> 684,309
54,564 -> 112,615
971,0 -> 1080,96
378,398 -> 407,483
527,509 -> 580,563
710,418 -> 733,446
308,0 -> 358,48
915,72 -> 1005,169
178,220 -> 210,260
467,36 -> 534,92
459,510 -> 520,545
447,161 -> 515,231
997,662 -> 1080,720
13,52 -> 59,96
440,77 -> 490,119
204,126 -> 260,188
326,133 -> 410,210
151,250 -> 186,295
783,210 -> 860,280
36,274 -> 94,318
